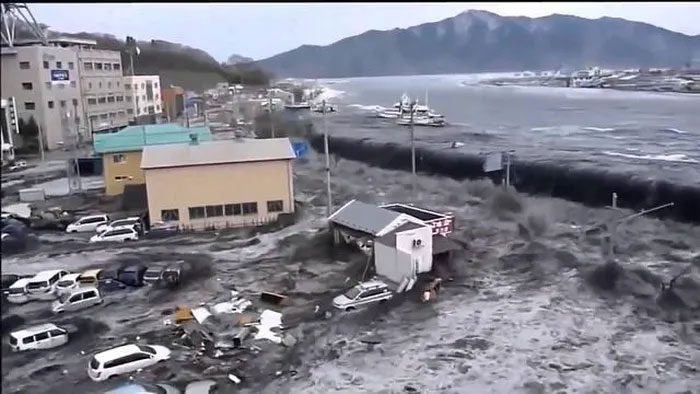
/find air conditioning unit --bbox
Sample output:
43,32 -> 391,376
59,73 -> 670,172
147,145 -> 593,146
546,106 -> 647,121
412,239 -> 422,248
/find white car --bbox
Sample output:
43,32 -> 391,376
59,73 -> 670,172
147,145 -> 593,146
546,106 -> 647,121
26,270 -> 69,301
332,279 -> 393,311
88,343 -> 171,382
8,323 -> 69,352
5,278 -> 31,304
66,214 -> 110,233
89,226 -> 139,243
95,217 -> 142,234
52,287 -> 103,313
104,383 -> 181,394
55,273 -> 81,295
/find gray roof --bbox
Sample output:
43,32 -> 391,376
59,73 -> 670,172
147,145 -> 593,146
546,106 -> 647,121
141,138 -> 296,169
329,200 -> 401,236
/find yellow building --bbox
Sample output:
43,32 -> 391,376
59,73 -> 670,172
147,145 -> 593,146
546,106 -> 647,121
141,137 -> 296,230
93,124 -> 212,196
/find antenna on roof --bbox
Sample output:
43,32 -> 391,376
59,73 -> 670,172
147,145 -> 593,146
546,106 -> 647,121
1,3 -> 48,47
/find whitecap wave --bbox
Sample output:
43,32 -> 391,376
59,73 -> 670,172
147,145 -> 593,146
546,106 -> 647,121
663,128 -> 690,134
582,127 -> 616,132
315,86 -> 345,101
602,151 -> 698,163
348,104 -> 385,111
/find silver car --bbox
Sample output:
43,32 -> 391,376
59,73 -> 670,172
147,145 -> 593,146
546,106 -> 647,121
333,279 -> 393,311
52,287 -> 103,313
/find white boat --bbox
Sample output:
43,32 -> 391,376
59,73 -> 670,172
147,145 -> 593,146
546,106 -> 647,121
396,115 -> 446,127
312,103 -> 337,113
284,102 -> 311,110
376,93 -> 411,118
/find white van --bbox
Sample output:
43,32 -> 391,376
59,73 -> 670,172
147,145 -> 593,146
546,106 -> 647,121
52,287 -> 102,313
87,343 -> 171,381
8,323 -> 69,352
26,270 -> 69,301
5,278 -> 31,304
66,214 -> 110,233
55,273 -> 81,295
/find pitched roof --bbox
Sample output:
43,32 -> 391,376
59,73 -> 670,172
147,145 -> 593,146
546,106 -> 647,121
375,222 -> 427,247
140,138 -> 296,169
328,200 -> 402,236
93,124 -> 212,154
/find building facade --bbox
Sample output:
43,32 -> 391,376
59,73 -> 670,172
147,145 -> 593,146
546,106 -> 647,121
123,75 -> 162,121
141,137 -> 296,230
1,42 -> 85,150
94,123 -> 212,196
161,85 -> 185,122
76,45 -> 131,134
1,98 -> 16,163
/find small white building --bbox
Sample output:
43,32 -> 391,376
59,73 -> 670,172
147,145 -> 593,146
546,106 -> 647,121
1,98 -> 17,164
123,75 -> 162,118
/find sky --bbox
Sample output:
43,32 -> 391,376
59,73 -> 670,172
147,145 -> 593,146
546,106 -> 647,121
29,2 -> 700,62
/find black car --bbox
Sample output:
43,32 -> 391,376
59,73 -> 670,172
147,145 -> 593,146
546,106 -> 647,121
117,264 -> 148,287
144,221 -> 179,239
97,278 -> 128,293
143,266 -> 164,286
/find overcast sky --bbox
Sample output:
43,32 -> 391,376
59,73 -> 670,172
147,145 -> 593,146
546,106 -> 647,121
30,2 -> 700,62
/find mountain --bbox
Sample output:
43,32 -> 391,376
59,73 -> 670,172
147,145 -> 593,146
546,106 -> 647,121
255,10 -> 700,78
10,18 -> 270,91
226,54 -> 254,65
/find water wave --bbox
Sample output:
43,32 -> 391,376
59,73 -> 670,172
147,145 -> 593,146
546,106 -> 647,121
602,151 -> 699,164
662,128 -> 690,134
582,127 -> 616,132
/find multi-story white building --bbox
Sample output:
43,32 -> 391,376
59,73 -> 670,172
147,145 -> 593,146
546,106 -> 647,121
74,41 -> 132,134
123,75 -> 162,120
1,98 -> 16,163
1,39 -> 85,150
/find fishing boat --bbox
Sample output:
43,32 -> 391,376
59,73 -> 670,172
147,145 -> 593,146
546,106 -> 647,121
284,102 -> 312,110
312,103 -> 337,113
396,116 -> 446,127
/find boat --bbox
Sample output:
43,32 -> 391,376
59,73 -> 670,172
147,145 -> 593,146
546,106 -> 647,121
396,115 -> 446,127
376,93 -> 411,118
312,103 -> 337,113
284,102 -> 311,110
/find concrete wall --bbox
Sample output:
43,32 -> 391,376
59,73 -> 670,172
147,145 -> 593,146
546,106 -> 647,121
395,225 -> 433,273
124,75 -> 163,118
1,46 -> 85,150
374,225 -> 432,285
144,159 -> 295,230
102,150 -> 145,196
76,49 -> 131,133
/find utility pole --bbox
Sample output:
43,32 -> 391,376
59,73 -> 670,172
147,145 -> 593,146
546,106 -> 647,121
409,100 -> 416,193
268,89 -> 275,138
322,99 -> 332,217
504,150 -> 515,188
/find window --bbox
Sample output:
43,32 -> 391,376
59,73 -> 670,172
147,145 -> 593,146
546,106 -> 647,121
141,83 -> 145,89
127,108 -> 134,114
125,83 -> 131,90
113,63 -> 121,70
95,62 -> 103,70
100,114 -> 109,119
242,202 -> 258,215
48,101 -> 54,109
109,112 -> 116,118
107,82 -> 112,88
116,95 -> 124,102
205,205 -> 223,217
267,200 -> 284,213
24,102 -> 35,110
137,107 -> 141,114
21,82 -> 32,90
19,61 -> 30,69
22,336 -> 34,344
70,81 -> 76,88
35,332 -> 50,341
72,98 -> 78,106
60,100 -> 66,108
154,82 -> 158,88
116,81 -> 120,87
68,294 -> 81,303
225,203 -> 242,216
48,329 -> 65,337
68,62 -> 74,70
84,61 -> 93,70
155,94 -> 159,100
113,154 -> 125,164
114,176 -> 129,181
41,61 -> 48,69
56,61 -> 62,68
142,95 -> 146,101
126,96 -> 132,102
98,82 -> 102,88
118,111 -> 125,116
189,207 -> 205,220
89,115 -> 98,122
107,96 -> 115,103
98,97 -> 106,104
104,63 -> 112,71
88,82 -> 92,89
87,98 -> 97,105
157,209 -> 179,222
156,105 -> 160,111
133,84 -> 137,90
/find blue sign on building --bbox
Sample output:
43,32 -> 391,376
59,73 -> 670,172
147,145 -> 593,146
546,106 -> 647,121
292,141 -> 309,158
51,69 -> 69,82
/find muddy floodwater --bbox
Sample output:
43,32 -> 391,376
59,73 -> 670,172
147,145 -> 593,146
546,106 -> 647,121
2,147 -> 699,394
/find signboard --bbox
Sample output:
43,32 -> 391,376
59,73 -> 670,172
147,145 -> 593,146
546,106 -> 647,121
483,152 -> 503,173
51,69 -> 70,85
292,141 -> 308,158
427,217 -> 454,236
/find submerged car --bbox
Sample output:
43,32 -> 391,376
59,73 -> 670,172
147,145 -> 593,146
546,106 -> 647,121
104,383 -> 181,394
89,226 -> 139,243
118,264 -> 148,287
97,278 -> 128,293
52,287 -> 103,313
144,221 -> 179,239
95,217 -> 142,234
332,279 -> 393,311
66,214 -> 110,233
55,273 -> 82,295
144,262 -> 184,288
88,344 -> 171,382
8,323 -> 69,352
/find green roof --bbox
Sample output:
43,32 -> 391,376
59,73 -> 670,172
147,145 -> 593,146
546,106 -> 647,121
93,124 -> 213,154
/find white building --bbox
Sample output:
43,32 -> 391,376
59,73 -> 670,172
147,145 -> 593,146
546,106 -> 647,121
123,75 -> 162,119
1,98 -> 17,163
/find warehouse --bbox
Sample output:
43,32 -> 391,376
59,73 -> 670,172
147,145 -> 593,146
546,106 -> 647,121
141,136 -> 296,230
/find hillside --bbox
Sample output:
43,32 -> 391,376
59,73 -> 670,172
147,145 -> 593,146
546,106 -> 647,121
255,10 -> 700,78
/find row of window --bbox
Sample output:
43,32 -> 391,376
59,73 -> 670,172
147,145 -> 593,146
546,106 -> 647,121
86,95 -> 159,105
23,81 -> 78,90
83,61 -> 121,71
160,201 -> 284,222
18,61 -> 74,70
88,111 -> 131,121
87,80 -> 122,90
24,99 -> 78,111
125,82 -> 159,90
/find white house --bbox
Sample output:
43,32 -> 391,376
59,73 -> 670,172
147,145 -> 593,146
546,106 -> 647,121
123,75 -> 162,119
373,221 -> 434,292
1,98 -> 17,164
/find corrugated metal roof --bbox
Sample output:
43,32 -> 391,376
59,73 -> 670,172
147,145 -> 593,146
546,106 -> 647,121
140,138 -> 296,169
93,124 -> 212,154
329,200 -> 401,236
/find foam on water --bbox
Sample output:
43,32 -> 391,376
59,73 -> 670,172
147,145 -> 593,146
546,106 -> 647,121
602,151 -> 699,164
582,126 -> 616,132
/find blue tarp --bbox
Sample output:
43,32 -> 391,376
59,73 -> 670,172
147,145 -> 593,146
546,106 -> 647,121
292,141 -> 309,158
